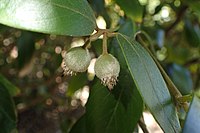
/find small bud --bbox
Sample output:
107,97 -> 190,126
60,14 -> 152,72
94,54 -> 120,90
62,47 -> 91,76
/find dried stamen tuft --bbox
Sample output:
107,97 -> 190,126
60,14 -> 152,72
101,76 -> 118,90
61,61 -> 76,76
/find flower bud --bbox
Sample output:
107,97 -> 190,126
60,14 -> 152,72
62,47 -> 91,76
94,54 -> 120,90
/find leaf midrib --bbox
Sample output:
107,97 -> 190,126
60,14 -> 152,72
50,0 -> 95,25
105,89 -> 123,133
117,34 -> 177,132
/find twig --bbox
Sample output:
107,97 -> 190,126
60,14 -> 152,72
138,117 -> 149,133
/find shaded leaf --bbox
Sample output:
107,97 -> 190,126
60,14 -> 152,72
67,73 -> 88,96
187,1 -> 200,17
0,0 -> 96,36
0,74 -> 20,96
116,33 -> 181,133
0,83 -> 17,133
88,0 -> 111,28
183,95 -> 200,133
184,19 -> 200,47
115,0 -> 143,23
91,39 -> 103,57
117,19 -> 135,37
86,77 -> 143,133
167,63 -> 193,95
17,31 -> 35,69
60,118 -> 70,133
88,0 -> 104,15
70,115 -> 87,133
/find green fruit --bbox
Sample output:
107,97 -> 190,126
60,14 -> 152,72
94,54 -> 120,90
62,47 -> 91,75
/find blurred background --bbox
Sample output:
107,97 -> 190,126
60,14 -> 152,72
0,0 -> 199,132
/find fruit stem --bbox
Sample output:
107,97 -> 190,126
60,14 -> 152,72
102,33 -> 108,55
82,39 -> 91,49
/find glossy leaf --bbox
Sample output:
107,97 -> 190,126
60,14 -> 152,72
0,0 -> 96,36
0,74 -> 20,96
115,0 -> 143,23
0,83 -> 17,133
183,95 -> 200,133
116,34 -> 181,133
167,64 -> 193,95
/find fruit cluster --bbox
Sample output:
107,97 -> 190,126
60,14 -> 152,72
61,46 -> 120,90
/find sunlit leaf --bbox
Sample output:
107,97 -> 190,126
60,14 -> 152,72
116,33 -> 181,133
0,0 -> 96,36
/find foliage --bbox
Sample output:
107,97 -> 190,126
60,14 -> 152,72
0,0 -> 199,132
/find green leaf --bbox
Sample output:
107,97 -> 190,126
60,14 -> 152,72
0,74 -> 20,96
85,77 -> 143,133
88,0 -> 105,15
117,19 -> 136,37
70,115 -> 87,133
0,83 -> 17,133
186,1 -> 200,17
91,39 -> 103,57
0,0 -> 96,36
116,34 -> 181,133
17,31 -> 35,69
88,0 -> 111,28
115,0 -> 143,23
183,95 -> 200,133
167,64 -> 193,95
184,19 -> 200,47
67,73 -> 88,96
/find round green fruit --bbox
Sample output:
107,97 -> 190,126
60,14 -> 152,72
62,47 -> 91,75
94,54 -> 120,90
